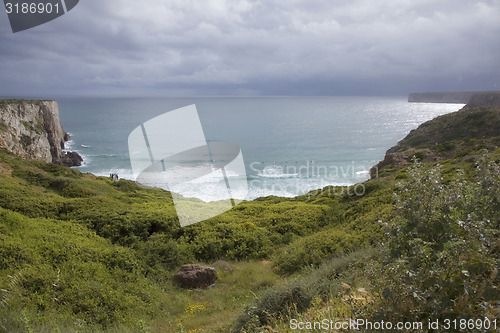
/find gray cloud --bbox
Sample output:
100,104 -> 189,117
0,0 -> 499,96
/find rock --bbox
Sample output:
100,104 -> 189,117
370,148 -> 435,178
0,100 -> 82,166
59,151 -> 83,167
173,264 -> 216,289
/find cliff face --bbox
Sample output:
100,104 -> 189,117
0,100 -> 82,166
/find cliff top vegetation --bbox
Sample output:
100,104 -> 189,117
0,104 -> 498,332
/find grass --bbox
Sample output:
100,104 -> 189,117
152,260 -> 280,333
0,99 -> 52,108
233,248 -> 379,332
0,259 -> 281,333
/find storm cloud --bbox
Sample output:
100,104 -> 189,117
0,0 -> 499,97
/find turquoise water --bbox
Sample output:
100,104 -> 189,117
58,96 -> 464,200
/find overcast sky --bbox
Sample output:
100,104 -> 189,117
0,0 -> 499,97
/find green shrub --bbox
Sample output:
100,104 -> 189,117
12,166 -> 54,187
20,120 -> 32,132
227,201 -> 329,242
113,178 -> 142,192
0,181 -> 64,218
272,229 -> 362,274
407,151 -> 426,162
19,135 -> 33,148
33,160 -> 81,178
60,180 -> 101,198
436,141 -> 456,152
0,207 -> 159,330
374,158 -> 499,323
139,234 -> 195,272
180,220 -> 273,261
233,282 -> 312,332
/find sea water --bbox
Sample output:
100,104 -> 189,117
58,96 -> 464,201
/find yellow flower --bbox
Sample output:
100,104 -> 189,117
185,303 -> 206,315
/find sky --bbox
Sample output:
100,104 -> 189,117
0,0 -> 499,97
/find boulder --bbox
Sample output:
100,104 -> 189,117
174,264 -> 216,289
59,151 -> 83,167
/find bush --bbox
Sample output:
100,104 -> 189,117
0,182 -> 64,218
139,234 -> 195,272
0,207 -> 159,330
60,180 -> 101,198
436,141 -> 456,152
113,178 -> 141,192
407,151 -> 426,162
374,158 -> 499,323
272,229 -> 362,274
233,282 -> 312,332
180,221 -> 273,261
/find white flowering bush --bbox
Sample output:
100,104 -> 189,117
376,155 -> 499,322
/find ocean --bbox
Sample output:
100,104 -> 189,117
58,96 -> 464,201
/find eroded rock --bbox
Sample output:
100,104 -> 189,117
0,100 -> 82,166
174,264 -> 216,289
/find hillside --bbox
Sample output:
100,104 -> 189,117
0,104 -> 499,332
390,106 -> 500,150
0,147 -> 378,332
371,105 -> 500,176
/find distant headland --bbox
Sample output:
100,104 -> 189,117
408,91 -> 500,106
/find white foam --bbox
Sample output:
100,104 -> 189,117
63,139 -> 75,151
77,154 -> 90,167
258,165 -> 299,179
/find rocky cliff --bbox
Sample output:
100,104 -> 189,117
0,100 -> 82,166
